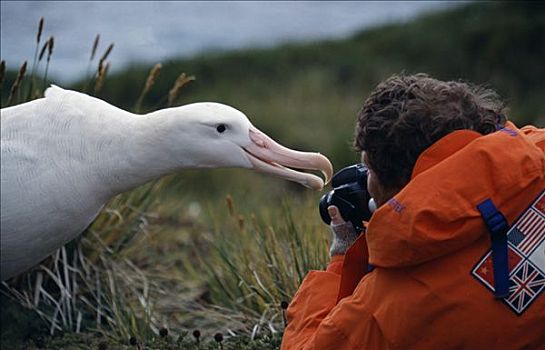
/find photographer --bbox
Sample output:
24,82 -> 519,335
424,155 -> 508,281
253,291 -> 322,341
281,74 -> 545,349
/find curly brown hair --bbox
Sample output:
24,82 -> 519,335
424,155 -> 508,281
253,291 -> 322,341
354,74 -> 507,190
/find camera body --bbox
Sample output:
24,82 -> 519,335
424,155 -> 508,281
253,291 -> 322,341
319,163 -> 373,231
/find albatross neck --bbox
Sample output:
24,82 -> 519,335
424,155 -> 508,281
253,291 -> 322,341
93,108 -> 188,198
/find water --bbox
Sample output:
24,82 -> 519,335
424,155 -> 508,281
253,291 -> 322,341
1,1 -> 458,83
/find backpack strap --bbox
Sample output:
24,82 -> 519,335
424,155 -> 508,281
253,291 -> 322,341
477,199 -> 510,298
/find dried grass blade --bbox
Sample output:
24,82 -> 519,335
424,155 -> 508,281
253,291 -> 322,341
41,36 -> 55,91
134,63 -> 162,112
33,271 -> 43,307
167,72 -> 195,106
36,17 -> 44,44
7,60 -> 27,105
90,34 -> 100,61
99,43 -> 114,63
0,60 -> 6,90
38,41 -> 49,61
94,61 -> 111,94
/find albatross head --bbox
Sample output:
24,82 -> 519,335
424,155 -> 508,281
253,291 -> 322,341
160,102 -> 332,190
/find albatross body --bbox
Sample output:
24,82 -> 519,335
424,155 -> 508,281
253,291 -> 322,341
0,86 -> 332,280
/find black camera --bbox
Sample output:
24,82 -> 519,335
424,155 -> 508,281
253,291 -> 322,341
319,163 -> 374,231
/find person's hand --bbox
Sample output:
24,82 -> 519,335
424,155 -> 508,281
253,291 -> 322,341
328,205 -> 360,256
328,205 -> 346,225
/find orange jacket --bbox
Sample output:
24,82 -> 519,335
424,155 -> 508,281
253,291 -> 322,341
282,122 -> 545,350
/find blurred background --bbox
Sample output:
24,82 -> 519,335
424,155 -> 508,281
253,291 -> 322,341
2,1 -> 458,82
1,1 -> 544,349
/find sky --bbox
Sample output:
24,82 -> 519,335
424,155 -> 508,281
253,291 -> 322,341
1,1 -> 461,82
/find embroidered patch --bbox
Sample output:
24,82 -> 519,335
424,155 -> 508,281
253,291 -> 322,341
387,198 -> 405,214
472,190 -> 545,315
498,127 -> 518,137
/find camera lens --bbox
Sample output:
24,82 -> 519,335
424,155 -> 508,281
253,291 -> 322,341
318,163 -> 373,231
319,192 -> 333,225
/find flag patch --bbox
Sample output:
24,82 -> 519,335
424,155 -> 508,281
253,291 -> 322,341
472,190 -> 545,315
506,260 -> 545,314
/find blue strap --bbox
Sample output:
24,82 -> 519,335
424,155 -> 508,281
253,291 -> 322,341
477,199 -> 510,298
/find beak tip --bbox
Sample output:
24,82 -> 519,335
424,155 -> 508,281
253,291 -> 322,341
303,153 -> 332,190
320,155 -> 334,186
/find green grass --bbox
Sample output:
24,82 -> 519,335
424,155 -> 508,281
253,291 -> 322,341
1,186 -> 324,349
1,2 -> 545,349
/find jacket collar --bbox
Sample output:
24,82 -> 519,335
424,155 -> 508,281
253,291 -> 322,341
411,129 -> 482,178
366,122 -> 545,268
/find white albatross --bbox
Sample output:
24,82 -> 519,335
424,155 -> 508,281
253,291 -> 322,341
0,86 -> 332,280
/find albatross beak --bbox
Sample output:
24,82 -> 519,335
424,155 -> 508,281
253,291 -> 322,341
242,127 -> 333,190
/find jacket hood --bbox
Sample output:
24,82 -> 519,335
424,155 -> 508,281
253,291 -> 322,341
366,122 -> 545,268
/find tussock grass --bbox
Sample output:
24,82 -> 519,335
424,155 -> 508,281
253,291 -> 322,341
2,180 -> 169,341
2,178 -> 328,347
197,197 -> 327,311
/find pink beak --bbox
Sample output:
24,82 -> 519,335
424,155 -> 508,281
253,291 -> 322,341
242,127 -> 333,190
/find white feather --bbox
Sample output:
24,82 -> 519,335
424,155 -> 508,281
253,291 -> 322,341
0,86 -> 255,280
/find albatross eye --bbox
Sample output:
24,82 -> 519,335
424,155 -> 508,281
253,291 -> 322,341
216,124 -> 227,133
